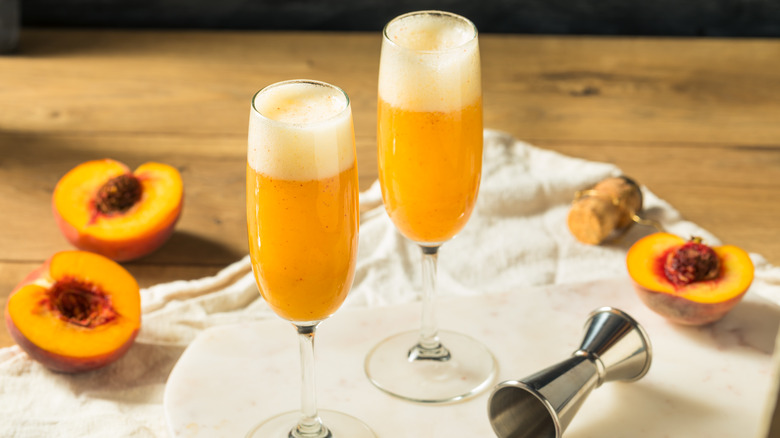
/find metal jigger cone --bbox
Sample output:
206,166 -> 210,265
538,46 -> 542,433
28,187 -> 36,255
487,307 -> 652,438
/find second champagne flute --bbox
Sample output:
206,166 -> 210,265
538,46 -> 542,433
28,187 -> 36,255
364,10 -> 496,403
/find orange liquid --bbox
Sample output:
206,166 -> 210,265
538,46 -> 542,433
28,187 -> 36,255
246,164 -> 359,322
378,98 -> 483,243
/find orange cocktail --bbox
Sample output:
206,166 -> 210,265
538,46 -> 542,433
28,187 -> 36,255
378,99 -> 482,243
246,165 -> 358,321
247,80 -> 358,323
377,11 -> 483,245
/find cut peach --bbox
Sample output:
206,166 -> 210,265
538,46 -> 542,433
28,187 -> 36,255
53,159 -> 183,262
4,251 -> 141,373
626,232 -> 754,325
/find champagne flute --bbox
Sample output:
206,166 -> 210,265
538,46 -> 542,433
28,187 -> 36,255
247,80 -> 374,437
364,11 -> 496,403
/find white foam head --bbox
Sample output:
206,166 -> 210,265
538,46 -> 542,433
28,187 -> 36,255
379,11 -> 481,112
248,80 -> 355,180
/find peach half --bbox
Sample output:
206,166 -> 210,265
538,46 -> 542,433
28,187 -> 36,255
627,232 -> 754,326
5,250 -> 141,373
53,159 -> 183,262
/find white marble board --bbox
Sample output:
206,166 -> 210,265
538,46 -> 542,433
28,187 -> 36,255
163,277 -> 778,437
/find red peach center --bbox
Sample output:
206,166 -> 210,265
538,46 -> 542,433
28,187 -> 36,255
95,174 -> 142,215
43,277 -> 118,328
663,241 -> 721,287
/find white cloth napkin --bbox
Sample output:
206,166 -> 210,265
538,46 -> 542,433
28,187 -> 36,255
2,130 -> 778,437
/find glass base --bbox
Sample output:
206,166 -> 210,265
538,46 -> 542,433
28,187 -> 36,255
246,410 -> 375,438
364,329 -> 496,403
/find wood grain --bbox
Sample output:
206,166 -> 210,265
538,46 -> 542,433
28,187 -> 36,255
0,30 -> 778,349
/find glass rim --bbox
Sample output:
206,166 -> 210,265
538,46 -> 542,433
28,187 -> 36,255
250,79 -> 351,127
382,10 -> 478,54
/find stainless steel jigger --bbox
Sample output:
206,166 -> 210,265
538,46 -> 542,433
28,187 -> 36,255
487,307 -> 652,438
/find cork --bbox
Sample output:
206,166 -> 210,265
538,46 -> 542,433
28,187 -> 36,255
567,176 -> 643,245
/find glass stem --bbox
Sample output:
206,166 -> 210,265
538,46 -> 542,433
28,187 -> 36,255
408,245 -> 451,362
292,324 -> 331,438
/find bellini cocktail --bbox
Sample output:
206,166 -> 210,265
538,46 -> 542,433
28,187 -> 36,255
365,11 -> 496,404
377,25 -> 483,244
247,80 -> 373,438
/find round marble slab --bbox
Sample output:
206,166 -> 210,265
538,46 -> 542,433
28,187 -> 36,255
164,277 -> 777,438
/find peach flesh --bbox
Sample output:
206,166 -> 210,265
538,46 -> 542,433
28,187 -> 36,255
52,159 -> 183,261
627,233 -> 753,326
4,251 -> 141,373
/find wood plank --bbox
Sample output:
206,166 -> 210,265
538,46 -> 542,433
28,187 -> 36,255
1,31 -> 779,146
0,30 -> 381,140
482,36 -> 780,146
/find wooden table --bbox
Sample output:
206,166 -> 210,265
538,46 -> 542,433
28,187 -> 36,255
1,30 -> 778,349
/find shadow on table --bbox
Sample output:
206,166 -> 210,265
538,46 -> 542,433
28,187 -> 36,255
133,229 -> 246,267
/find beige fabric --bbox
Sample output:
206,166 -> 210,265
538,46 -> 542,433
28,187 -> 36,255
2,130 -> 778,437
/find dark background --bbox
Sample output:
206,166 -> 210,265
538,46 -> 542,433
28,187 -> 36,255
18,0 -> 780,37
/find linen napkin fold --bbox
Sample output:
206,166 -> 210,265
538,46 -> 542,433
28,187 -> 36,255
1,129 -> 778,437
